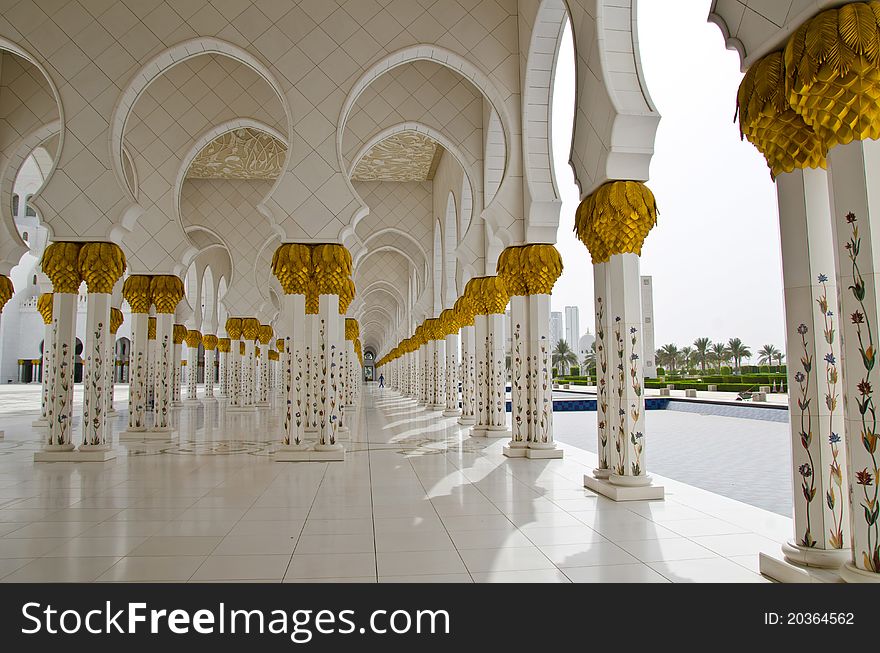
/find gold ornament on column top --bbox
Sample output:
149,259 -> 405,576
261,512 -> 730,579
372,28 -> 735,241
225,318 -> 243,340
427,318 -> 445,341
574,181 -> 658,264
453,296 -> 475,327
202,335 -> 218,351
148,317 -> 157,340
521,244 -> 563,295
276,338 -> 285,352
338,277 -> 356,314
269,350 -> 279,361
122,275 -> 152,313
785,2 -> 880,149
110,308 -> 124,334
271,243 -> 312,295
173,324 -> 188,345
36,293 -> 53,324
474,276 -> 509,314
217,338 -> 231,353
258,325 -> 273,344
239,341 -> 246,355
185,330 -> 202,348
496,247 -> 527,296
256,346 -> 261,357
242,318 -> 260,341
463,278 -> 486,315
77,242 -> 126,294
149,275 -> 184,314
0,275 -> 13,313
41,242 -> 82,294
345,318 -> 359,341
312,244 -> 352,295
737,51 -> 826,177
181,360 -> 187,367
305,281 -> 319,315
414,324 -> 426,346
440,308 -> 460,335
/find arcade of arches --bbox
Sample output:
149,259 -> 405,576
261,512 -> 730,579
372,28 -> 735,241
0,0 -> 877,583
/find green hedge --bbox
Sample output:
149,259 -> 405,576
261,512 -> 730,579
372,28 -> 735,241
570,366 -> 580,377
646,381 -> 784,393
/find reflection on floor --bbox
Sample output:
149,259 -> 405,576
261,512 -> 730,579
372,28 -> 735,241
0,384 -> 827,582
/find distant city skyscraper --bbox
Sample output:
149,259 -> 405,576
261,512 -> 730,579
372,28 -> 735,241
564,306 -> 579,347
641,276 -> 657,378
550,312 -> 563,348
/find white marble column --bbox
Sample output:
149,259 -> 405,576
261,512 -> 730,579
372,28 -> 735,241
424,337 -> 436,407
106,308 -> 123,417
186,330 -> 201,402
584,253 -> 662,500
42,289 -> 78,452
152,313 -> 174,432
472,313 -> 488,436
827,138 -> 880,582
758,167 -> 851,581
172,325 -> 185,406
486,311 -> 509,437
226,320 -> 243,410
431,328 -> 446,410
257,329 -> 271,407
592,264 -> 612,478
444,329 -> 460,417
218,340 -> 229,398
526,293 -> 561,458
306,311 -> 319,433
505,294 -> 529,455
459,322 -> 476,425
147,318 -> 156,415
123,311 -> 149,436
316,294 -> 344,454
32,294 -> 52,428
282,295 -> 307,448
80,291 -> 113,451
203,336 -> 217,399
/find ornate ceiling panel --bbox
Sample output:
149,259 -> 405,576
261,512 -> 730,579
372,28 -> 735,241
352,131 -> 442,182
188,128 -> 287,180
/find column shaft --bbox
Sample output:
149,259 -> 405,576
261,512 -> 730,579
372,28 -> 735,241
81,292 -> 111,446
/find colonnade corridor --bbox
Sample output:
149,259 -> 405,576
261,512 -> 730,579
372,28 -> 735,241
0,381 -> 807,583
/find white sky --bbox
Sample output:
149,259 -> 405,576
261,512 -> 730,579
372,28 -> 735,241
549,0 -> 785,353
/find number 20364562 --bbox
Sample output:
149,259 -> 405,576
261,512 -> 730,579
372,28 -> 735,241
765,613 -> 854,625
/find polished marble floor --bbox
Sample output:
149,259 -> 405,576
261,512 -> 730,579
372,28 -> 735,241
0,384 -> 820,582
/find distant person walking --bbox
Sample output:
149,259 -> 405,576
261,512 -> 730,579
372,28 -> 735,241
378,373 -> 385,388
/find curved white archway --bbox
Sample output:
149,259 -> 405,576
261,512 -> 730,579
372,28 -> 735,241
109,38 -> 293,206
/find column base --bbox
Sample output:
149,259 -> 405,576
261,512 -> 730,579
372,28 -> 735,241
227,405 -> 256,413
458,416 -> 476,426
526,445 -> 563,460
442,408 -> 461,417
34,445 -> 117,463
429,403 -> 445,410
759,549 -> 847,583
107,409 -> 119,417
119,429 -> 172,441
840,562 -> 880,583
172,401 -> 184,407
593,468 -> 612,480
256,401 -> 270,407
503,442 -> 528,458
31,418 -> 48,428
478,426 -> 510,439
184,399 -> 201,405
782,541 -> 850,569
276,443 -> 344,462
584,474 -> 664,501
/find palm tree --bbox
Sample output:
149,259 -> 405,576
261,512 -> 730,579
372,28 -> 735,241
552,340 -> 578,376
581,342 -> 596,376
774,351 -> 785,369
727,338 -> 752,374
656,343 -> 680,373
680,346 -> 695,372
711,342 -> 730,372
758,344 -> 781,367
693,337 -> 712,373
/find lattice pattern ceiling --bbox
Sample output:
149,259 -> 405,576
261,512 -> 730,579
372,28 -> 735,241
351,131 -> 443,182
188,128 -> 287,180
